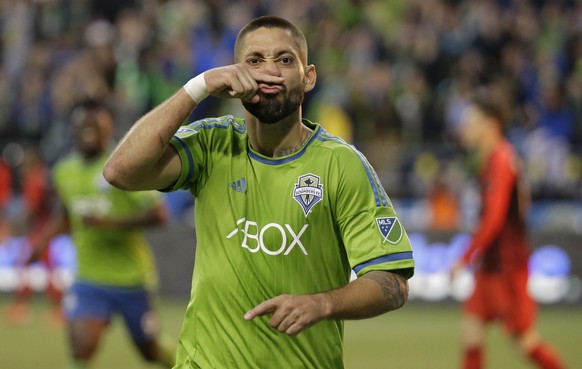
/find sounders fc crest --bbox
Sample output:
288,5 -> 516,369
293,173 -> 323,217
376,217 -> 403,244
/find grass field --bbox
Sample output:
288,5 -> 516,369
1,296 -> 580,369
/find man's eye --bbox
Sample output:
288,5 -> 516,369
247,58 -> 260,64
280,57 -> 292,64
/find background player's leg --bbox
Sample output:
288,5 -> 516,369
460,313 -> 485,369
132,334 -> 176,368
3,283 -> 33,325
510,328 -> 565,369
66,318 -> 108,368
44,271 -> 65,327
63,282 -> 112,368
118,288 -> 175,368
505,271 -> 565,369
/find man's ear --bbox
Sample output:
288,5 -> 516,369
303,65 -> 317,93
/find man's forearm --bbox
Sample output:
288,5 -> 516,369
114,205 -> 168,228
83,204 -> 168,230
244,270 -> 409,335
322,270 -> 409,320
104,88 -> 197,191
29,210 -> 69,262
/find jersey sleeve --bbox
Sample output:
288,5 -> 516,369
334,146 -> 414,279
164,116 -> 244,196
164,123 -> 210,195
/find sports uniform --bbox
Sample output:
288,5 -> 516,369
461,140 -> 534,334
53,151 -> 161,341
166,116 -> 414,369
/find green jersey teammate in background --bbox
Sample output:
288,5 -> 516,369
31,100 -> 175,369
105,16 -> 414,369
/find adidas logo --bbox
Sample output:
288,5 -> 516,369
228,177 -> 247,194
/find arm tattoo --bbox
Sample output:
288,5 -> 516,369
362,271 -> 408,311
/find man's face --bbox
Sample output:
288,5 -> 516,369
238,27 -> 313,123
458,106 -> 486,150
73,110 -> 112,158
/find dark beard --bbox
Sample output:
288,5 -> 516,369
242,85 -> 304,124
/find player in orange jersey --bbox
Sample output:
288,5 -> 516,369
450,97 -> 565,369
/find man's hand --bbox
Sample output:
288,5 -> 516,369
82,215 -> 112,229
204,64 -> 285,103
26,246 -> 43,265
244,294 -> 331,336
450,260 -> 467,281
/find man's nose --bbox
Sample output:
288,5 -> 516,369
262,60 -> 282,76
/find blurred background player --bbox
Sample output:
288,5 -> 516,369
450,97 -> 565,369
29,100 -> 174,369
2,146 -> 64,326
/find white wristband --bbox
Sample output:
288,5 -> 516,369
183,73 -> 209,103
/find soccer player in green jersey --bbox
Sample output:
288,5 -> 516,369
105,16 -> 414,369
31,100 -> 175,369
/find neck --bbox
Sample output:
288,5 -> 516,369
478,132 -> 502,160
245,110 -> 313,157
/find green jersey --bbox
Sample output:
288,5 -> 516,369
168,116 -> 414,369
53,151 -> 159,287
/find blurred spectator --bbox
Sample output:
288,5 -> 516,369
20,146 -> 52,228
427,167 -> 460,231
0,158 -> 11,213
1,145 -> 63,326
1,0 -> 581,227
537,81 -> 575,143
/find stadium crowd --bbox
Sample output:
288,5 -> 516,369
1,0 -> 581,233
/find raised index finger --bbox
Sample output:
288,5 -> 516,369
248,69 -> 285,85
244,298 -> 279,320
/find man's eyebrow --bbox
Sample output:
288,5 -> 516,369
245,49 -> 296,59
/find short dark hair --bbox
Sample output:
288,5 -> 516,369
70,99 -> 111,120
70,98 -> 113,129
234,16 -> 308,64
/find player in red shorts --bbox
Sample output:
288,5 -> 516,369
450,97 -> 565,369
2,148 -> 64,326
